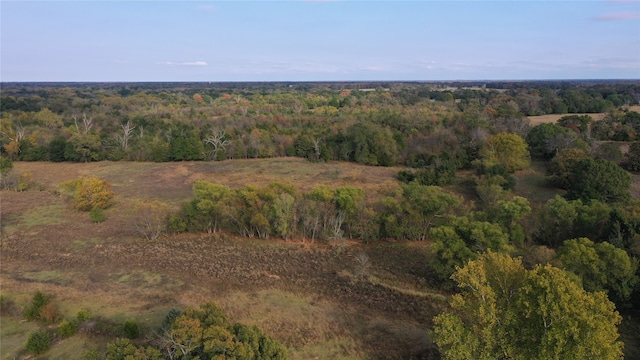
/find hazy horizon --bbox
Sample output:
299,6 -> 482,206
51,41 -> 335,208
2,1 -> 639,82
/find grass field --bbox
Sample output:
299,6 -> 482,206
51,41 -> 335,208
1,159 -> 439,359
527,105 -> 640,126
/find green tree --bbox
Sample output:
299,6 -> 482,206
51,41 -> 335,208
626,141 -> 640,172
65,133 -> 102,162
432,252 -> 623,360
480,132 -> 530,172
105,338 -> 163,360
566,158 -> 632,203
546,148 -> 589,189
526,123 -> 577,159
402,183 -> 461,240
556,237 -> 638,304
25,330 -> 51,355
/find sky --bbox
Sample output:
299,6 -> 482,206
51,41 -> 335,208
1,1 -> 639,82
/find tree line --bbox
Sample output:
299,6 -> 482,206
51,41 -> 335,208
1,82 -> 638,170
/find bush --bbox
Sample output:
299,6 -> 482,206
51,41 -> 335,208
77,309 -> 91,322
89,207 -> 106,223
167,215 -> 187,233
39,301 -> 61,324
122,319 -> 140,339
23,290 -> 51,321
82,349 -> 101,360
58,319 -> 79,338
25,330 -> 51,355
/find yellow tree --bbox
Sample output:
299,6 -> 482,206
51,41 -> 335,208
432,252 -> 623,360
480,132 -> 530,173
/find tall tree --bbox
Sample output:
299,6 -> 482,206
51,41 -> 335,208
480,132 -> 530,172
566,158 -> 632,203
432,252 -> 623,360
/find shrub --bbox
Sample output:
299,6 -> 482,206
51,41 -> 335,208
167,215 -> 187,233
122,319 -> 140,339
89,207 -> 106,223
23,290 -> 51,321
82,349 -> 101,360
58,319 -> 79,338
39,301 -> 61,324
77,309 -> 91,322
25,330 -> 51,355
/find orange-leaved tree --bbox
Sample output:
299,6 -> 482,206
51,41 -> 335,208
60,177 -> 115,211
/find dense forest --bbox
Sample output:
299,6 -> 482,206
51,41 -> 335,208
2,80 -> 640,359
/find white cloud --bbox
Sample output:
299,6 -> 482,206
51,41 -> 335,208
157,61 -> 208,66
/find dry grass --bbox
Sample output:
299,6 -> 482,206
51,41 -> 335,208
0,160 -> 441,359
528,112 -> 607,126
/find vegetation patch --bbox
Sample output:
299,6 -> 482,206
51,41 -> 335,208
18,204 -> 67,228
15,271 -> 72,286
0,316 -> 41,359
114,270 -> 181,290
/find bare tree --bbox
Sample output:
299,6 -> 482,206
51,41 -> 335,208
73,113 -> 94,135
203,129 -> 232,160
312,138 -> 322,162
353,252 -> 371,279
114,121 -> 136,150
132,201 -> 169,240
0,123 -> 26,143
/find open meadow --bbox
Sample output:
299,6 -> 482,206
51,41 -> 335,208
1,159 -> 448,359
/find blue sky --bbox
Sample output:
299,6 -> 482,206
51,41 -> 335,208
1,1 -> 639,81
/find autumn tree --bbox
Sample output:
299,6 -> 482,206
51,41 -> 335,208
479,132 -> 530,172
60,177 -> 115,211
431,252 -> 623,360
158,302 -> 287,360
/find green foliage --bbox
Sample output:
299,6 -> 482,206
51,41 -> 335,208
77,309 -> 92,322
123,319 -> 140,339
0,156 -> 13,177
25,330 -> 51,355
23,290 -> 51,321
82,349 -> 101,360
89,207 -> 106,223
431,252 -> 624,360
533,196 -> 612,247
626,142 -> 640,172
546,148 -> 590,189
161,302 -> 287,359
167,215 -> 187,234
565,158 -> 632,204
106,338 -> 163,360
429,216 -> 512,286
526,123 -> 577,159
557,238 -> 639,305
58,319 -> 79,338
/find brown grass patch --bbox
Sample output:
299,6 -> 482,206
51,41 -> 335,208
0,159 -> 440,359
528,113 -> 607,126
